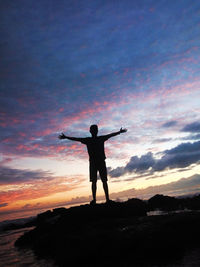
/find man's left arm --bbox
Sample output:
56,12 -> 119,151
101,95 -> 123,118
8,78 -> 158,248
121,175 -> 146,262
103,127 -> 127,140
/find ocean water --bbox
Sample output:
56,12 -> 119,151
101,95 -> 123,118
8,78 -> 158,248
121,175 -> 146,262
0,226 -> 56,267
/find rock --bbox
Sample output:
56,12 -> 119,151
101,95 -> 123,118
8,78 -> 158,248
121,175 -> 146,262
178,194 -> 200,210
1,217 -> 37,232
15,198 -> 200,266
148,194 -> 179,211
147,193 -> 200,211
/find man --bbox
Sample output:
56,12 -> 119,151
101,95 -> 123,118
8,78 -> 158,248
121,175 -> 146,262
58,125 -> 127,204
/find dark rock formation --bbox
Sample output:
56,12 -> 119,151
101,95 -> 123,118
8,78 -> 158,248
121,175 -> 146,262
178,194 -> 200,210
148,194 -> 179,211
148,194 -> 200,211
15,198 -> 200,266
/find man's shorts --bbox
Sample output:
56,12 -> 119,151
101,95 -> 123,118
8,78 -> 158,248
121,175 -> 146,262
89,160 -> 107,182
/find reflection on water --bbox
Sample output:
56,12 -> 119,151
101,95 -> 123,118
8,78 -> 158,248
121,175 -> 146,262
0,227 -> 57,267
147,209 -> 195,216
0,203 -> 75,222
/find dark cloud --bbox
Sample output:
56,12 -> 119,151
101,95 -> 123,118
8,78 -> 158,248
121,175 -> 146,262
108,166 -> 125,178
109,141 -> 200,177
181,133 -> 200,141
0,203 -> 8,208
126,152 -> 155,172
181,121 -> 200,133
0,167 -> 54,185
109,152 -> 155,178
161,121 -> 177,128
165,141 -> 200,155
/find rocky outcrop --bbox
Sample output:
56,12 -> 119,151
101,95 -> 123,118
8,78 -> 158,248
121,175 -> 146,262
148,194 -> 179,211
15,198 -> 200,266
148,194 -> 200,211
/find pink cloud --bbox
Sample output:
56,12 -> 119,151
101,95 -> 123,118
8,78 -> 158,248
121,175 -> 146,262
149,7 -> 155,12
0,175 -> 85,204
19,132 -> 26,137
80,73 -> 86,78
0,157 -> 13,166
1,74 -> 200,160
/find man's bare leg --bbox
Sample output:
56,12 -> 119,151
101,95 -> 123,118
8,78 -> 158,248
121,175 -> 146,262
91,181 -> 97,203
102,181 -> 110,202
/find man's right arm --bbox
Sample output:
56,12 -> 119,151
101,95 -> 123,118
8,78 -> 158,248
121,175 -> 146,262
58,133 -> 84,142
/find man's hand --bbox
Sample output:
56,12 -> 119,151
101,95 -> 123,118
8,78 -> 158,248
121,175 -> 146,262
120,127 -> 127,133
58,133 -> 66,139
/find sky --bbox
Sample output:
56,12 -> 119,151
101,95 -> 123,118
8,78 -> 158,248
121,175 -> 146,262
1,0 -> 200,221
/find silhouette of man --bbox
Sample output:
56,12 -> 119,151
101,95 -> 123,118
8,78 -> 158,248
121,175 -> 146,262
58,125 -> 127,204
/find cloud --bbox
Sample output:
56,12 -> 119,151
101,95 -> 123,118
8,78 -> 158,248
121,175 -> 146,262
161,121 -> 177,128
22,203 -> 32,209
0,165 -> 86,205
59,196 -> 90,206
181,133 -> 200,141
108,167 -> 125,178
0,167 -> 54,185
0,157 -> 13,166
152,138 -> 172,144
181,121 -> 200,133
165,141 -> 200,155
0,172 -> 85,204
0,203 -> 8,208
109,141 -> 200,177
110,174 -> 200,199
109,152 -> 155,178
20,202 -> 41,210
126,152 -> 155,172
0,96 -> 129,159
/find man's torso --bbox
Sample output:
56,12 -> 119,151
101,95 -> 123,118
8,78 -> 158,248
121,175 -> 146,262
81,136 -> 108,162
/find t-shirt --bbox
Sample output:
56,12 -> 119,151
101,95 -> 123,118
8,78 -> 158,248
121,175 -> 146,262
80,136 -> 109,162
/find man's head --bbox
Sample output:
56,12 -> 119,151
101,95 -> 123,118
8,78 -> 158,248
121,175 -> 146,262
90,124 -> 98,137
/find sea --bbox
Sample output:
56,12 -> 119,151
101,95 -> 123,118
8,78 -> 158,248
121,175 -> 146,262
0,225 -> 57,267
0,206 -> 64,267
0,203 -> 85,267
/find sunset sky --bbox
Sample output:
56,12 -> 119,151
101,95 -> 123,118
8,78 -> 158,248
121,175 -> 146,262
1,0 -> 200,221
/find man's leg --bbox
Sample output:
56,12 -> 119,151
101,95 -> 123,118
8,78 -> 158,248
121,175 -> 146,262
90,161 -> 97,204
99,160 -> 110,202
91,181 -> 97,203
102,181 -> 110,202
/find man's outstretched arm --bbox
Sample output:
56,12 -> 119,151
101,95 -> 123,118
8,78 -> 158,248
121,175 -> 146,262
58,133 -> 83,142
104,127 -> 127,140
